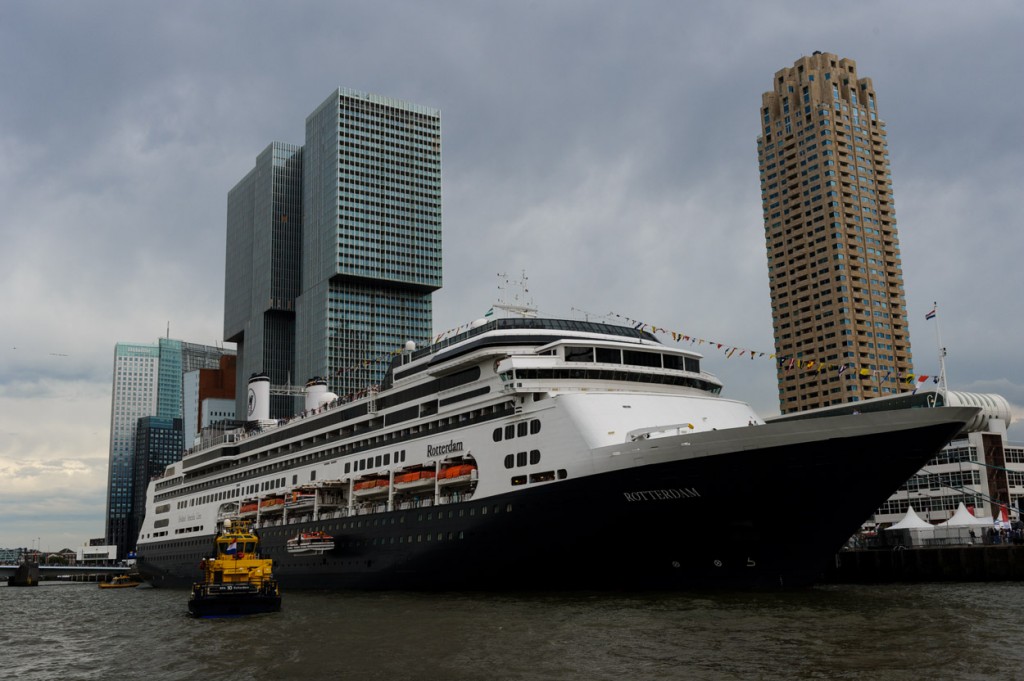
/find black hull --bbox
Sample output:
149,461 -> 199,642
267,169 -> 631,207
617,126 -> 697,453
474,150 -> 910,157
139,408 -> 971,590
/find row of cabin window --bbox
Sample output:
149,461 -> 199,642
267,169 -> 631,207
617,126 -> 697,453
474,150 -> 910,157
493,419 -> 542,442
157,402 -> 510,505
511,469 -> 567,486
564,346 -> 700,373
344,449 -> 407,474
504,450 -> 541,469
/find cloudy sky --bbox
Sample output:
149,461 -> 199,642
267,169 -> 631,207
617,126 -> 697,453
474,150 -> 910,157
1,0 -> 1021,551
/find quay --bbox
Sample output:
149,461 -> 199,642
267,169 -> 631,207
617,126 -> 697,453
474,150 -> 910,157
824,545 -> 1024,583
1,564 -> 130,584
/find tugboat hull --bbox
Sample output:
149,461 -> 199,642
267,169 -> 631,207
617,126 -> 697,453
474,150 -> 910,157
188,583 -> 282,618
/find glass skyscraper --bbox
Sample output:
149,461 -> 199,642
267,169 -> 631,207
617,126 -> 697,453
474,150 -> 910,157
225,88 -> 441,406
225,142 -> 304,418
130,416 -> 182,552
106,343 -> 160,557
298,88 -> 441,397
105,339 -> 231,556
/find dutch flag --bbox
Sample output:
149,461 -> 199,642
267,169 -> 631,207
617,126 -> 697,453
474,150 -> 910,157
925,306 -> 936,320
225,541 -> 238,555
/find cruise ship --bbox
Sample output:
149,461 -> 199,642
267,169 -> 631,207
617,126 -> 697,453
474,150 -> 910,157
135,317 -> 977,589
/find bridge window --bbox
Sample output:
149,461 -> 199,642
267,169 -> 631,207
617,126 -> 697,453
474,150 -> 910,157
565,346 -> 594,362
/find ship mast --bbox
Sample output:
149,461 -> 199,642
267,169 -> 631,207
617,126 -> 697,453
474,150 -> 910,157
493,271 -> 537,318
929,301 -> 949,397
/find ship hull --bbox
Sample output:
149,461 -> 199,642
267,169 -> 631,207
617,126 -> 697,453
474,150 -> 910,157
138,408 -> 971,590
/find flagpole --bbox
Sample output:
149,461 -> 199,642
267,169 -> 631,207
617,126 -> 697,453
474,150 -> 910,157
930,301 -> 949,395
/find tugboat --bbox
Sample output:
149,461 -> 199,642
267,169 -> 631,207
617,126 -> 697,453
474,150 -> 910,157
187,519 -> 281,617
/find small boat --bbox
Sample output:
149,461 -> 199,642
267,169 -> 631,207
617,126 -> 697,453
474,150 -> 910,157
352,477 -> 389,498
7,560 -> 40,587
188,519 -> 281,618
99,575 -> 139,589
438,463 -> 477,485
286,530 -> 335,555
394,469 -> 437,491
285,489 -> 317,509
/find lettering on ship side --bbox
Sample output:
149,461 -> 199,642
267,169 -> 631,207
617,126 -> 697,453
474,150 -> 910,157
621,488 -> 701,502
427,439 -> 465,458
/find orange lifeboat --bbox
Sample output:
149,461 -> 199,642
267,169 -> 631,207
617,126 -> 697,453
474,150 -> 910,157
353,477 -> 390,498
440,464 -> 477,480
394,469 -> 437,490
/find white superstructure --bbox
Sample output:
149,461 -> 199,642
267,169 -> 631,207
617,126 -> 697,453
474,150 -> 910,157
137,319 -> 758,544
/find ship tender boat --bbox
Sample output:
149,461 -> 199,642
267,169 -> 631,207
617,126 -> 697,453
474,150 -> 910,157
99,575 -> 140,589
187,519 -> 281,617
136,317 -> 978,590
286,531 -> 335,555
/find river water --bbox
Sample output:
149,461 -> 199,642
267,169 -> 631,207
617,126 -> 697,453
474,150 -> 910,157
3,582 -> 1023,680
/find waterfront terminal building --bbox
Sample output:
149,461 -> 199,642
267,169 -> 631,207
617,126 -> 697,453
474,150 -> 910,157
876,393 -> 1022,527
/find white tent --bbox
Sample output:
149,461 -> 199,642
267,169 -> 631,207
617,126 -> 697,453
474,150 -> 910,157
937,502 -> 991,527
885,506 -> 935,531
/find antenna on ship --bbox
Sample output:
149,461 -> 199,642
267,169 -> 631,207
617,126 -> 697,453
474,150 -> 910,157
929,301 -> 949,397
493,270 -> 537,318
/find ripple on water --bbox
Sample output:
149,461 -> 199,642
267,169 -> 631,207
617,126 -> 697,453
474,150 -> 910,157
4,582 -> 1024,681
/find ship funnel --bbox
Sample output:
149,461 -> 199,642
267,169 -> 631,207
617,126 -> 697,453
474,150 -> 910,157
305,377 -> 338,411
247,373 -> 271,421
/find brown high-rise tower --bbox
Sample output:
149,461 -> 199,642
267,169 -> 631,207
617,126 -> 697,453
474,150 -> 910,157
757,52 -> 913,413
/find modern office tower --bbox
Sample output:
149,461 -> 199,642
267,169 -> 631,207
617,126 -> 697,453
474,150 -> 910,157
129,416 -> 182,552
105,339 -> 232,556
757,52 -> 912,413
105,343 -> 159,558
297,88 -> 442,397
156,338 -> 233,434
225,142 -> 304,420
182,354 -> 237,447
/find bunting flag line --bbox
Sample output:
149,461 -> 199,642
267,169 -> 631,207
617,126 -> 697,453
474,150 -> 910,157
608,310 -> 937,390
